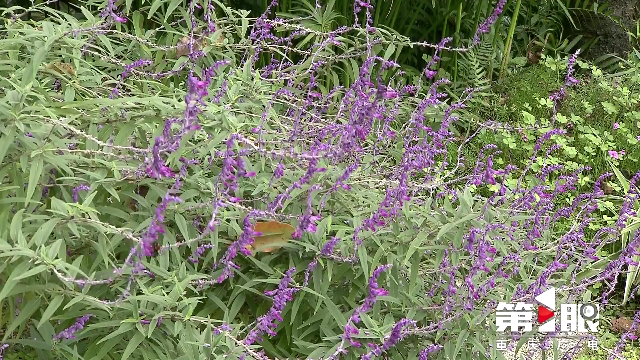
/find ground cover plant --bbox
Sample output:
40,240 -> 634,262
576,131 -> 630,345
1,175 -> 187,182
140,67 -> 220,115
1,0 -> 640,360
459,54 -> 640,233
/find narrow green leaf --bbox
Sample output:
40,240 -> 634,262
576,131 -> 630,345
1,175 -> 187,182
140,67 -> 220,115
358,243 -> 369,280
121,332 -> 144,360
436,212 -> 479,241
97,323 -> 135,344
403,230 -> 428,265
38,295 -> 64,329
453,329 -> 469,358
10,208 -> 25,244
0,126 -> 15,164
31,218 -> 60,247
148,0 -> 164,19
88,335 -> 123,360
0,261 -> 30,301
323,298 -> 346,327
175,213 -> 189,241
4,297 -> 41,339
25,157 -> 43,206
383,43 -> 396,61
609,160 -> 630,193
23,45 -> 48,87
165,0 -> 183,22
227,293 -> 246,322
14,264 -> 48,281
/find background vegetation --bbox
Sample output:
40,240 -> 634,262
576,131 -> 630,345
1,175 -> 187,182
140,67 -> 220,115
1,0 -> 640,359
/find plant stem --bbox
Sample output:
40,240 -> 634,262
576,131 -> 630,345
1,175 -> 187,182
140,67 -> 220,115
499,0 -> 521,81
454,1 -> 463,83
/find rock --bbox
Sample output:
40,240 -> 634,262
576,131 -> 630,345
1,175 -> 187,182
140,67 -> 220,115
611,316 -> 640,336
582,0 -> 636,61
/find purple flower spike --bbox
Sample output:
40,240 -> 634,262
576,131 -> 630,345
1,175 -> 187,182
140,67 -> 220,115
361,318 -> 417,359
72,184 -> 91,202
419,344 -> 443,360
243,267 -> 297,345
0,343 -> 9,360
53,314 -> 92,341
321,237 -> 340,256
141,193 -> 182,257
327,265 -> 393,358
189,244 -> 214,263
100,0 -> 127,24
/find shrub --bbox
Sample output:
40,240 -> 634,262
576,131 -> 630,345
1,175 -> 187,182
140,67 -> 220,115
0,1 -> 640,360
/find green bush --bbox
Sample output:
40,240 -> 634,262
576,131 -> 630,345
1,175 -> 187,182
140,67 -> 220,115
1,1 -> 640,360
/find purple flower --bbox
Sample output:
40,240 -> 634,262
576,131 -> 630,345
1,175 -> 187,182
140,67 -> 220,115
100,0 -> 127,23
609,150 -> 626,160
53,314 -> 92,341
145,137 -> 175,179
189,244 -> 214,263
72,184 -> 91,202
0,343 -> 8,360
243,267 -> 297,345
141,193 -> 182,256
361,318 -> 417,359
213,213 -> 263,283
613,122 -> 620,130
333,265 -> 392,354
473,0 -> 507,44
321,237 -> 340,256
419,344 -> 443,359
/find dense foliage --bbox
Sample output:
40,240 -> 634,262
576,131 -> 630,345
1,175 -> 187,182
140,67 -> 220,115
1,0 -> 640,360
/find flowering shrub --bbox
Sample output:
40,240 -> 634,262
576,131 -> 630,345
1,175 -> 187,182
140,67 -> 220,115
0,1 -> 640,360
473,54 -> 640,239
485,54 -> 640,178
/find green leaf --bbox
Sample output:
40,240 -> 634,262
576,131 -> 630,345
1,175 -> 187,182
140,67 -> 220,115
38,295 -> 64,329
10,208 -> 25,245
554,0 -> 576,29
23,44 -> 49,87
323,298 -> 346,327
14,264 -> 48,281
97,323 -> 135,344
148,0 -> 164,20
165,0 -> 183,22
25,157 -> 43,206
227,293 -> 246,322
436,212 -> 479,241
0,125 -> 15,164
383,43 -> 396,61
358,243 -> 369,280
4,297 -> 41,339
175,213 -> 189,241
404,230 -> 428,265
609,160 -> 630,193
31,218 -> 60,247
79,6 -> 95,23
121,332 -> 144,360
453,329 -> 469,358
114,121 -> 138,147
0,261 -> 30,301
88,335 -> 124,360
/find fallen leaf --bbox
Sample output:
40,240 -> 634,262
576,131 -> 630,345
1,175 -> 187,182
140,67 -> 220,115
245,220 -> 295,253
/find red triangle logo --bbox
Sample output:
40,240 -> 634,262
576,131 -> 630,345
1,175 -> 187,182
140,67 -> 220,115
538,305 -> 554,323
